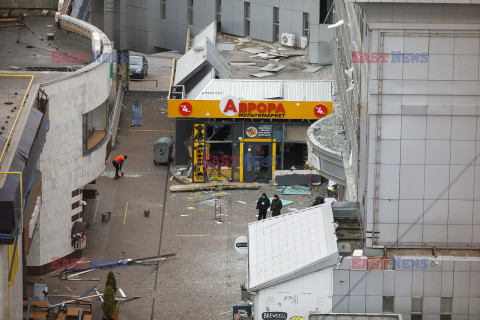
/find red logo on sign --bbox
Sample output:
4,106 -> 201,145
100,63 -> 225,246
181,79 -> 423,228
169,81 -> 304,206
179,102 -> 192,116
314,104 -> 327,118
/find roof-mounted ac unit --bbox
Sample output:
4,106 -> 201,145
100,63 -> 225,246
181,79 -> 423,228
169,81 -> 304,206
281,33 -> 295,47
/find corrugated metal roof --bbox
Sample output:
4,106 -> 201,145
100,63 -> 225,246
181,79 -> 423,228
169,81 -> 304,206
248,204 -> 339,291
195,79 -> 334,101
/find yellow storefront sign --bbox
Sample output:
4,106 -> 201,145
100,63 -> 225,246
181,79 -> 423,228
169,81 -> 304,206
168,95 -> 333,120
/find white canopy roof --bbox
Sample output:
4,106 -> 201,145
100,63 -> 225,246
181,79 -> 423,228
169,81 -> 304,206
248,204 -> 339,291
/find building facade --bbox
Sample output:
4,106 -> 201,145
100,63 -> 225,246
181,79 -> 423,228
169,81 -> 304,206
26,13 -> 116,274
307,1 -> 480,319
0,75 -> 49,320
91,0 -> 334,64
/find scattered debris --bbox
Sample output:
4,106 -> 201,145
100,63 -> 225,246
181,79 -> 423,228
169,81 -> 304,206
216,43 -> 235,51
234,38 -> 251,45
237,200 -> 246,204
47,33 -> 54,40
229,61 -> 256,66
260,64 -> 285,72
79,285 -> 97,298
250,72 -> 275,78
240,47 -> 264,54
9,66 -> 20,71
277,50 -> 305,57
277,185 -> 312,195
94,289 -> 104,302
170,182 -> 259,192
41,9 -> 49,16
253,52 -> 289,61
57,254 -> 176,276
302,66 -> 322,73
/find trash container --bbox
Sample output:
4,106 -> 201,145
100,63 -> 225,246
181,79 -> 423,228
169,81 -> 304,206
153,137 -> 173,165
102,212 -> 111,222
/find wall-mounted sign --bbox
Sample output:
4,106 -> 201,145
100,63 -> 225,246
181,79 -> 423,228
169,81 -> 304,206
168,96 -> 333,120
179,101 -> 193,115
262,312 -> 287,320
246,126 -> 258,138
245,125 -> 272,138
235,236 -> 248,254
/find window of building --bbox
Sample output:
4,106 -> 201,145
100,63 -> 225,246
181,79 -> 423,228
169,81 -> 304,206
382,296 -> 394,313
411,297 -> 423,320
161,0 -> 166,20
216,0 -> 221,29
244,2 -> 250,36
188,0 -> 194,25
302,12 -> 309,38
82,102 -> 108,153
273,7 -> 279,42
440,297 -> 452,320
320,0 -> 333,24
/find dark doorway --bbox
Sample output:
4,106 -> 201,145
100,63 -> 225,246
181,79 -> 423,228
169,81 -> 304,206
243,142 -> 271,183
283,143 -> 306,169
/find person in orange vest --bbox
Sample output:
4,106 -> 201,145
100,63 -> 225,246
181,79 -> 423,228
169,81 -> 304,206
112,155 -> 127,179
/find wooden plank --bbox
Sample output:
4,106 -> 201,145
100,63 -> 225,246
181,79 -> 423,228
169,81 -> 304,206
30,301 -> 49,308
23,310 -> 47,320
66,307 -> 83,316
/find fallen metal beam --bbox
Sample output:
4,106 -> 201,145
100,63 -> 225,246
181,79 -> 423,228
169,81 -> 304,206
80,285 -> 96,298
94,289 -> 104,302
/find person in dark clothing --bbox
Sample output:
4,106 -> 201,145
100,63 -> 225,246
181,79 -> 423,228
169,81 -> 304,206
311,196 -> 325,207
270,194 -> 283,217
256,193 -> 270,220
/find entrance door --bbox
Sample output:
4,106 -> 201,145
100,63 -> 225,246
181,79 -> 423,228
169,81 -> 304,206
242,141 -> 274,183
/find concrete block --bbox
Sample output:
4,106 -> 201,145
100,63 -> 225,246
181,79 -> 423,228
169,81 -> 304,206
273,170 -> 321,185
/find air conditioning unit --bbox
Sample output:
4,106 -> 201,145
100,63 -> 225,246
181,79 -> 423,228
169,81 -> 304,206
300,36 -> 308,49
281,33 -> 295,47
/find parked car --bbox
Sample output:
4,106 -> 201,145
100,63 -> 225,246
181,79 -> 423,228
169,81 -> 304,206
129,55 -> 148,79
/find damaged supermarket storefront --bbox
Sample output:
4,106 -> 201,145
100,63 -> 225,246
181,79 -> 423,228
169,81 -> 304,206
168,79 -> 334,183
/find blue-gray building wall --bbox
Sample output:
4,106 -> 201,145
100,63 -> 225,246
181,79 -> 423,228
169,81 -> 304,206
92,0 -> 333,63
333,257 -> 480,320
